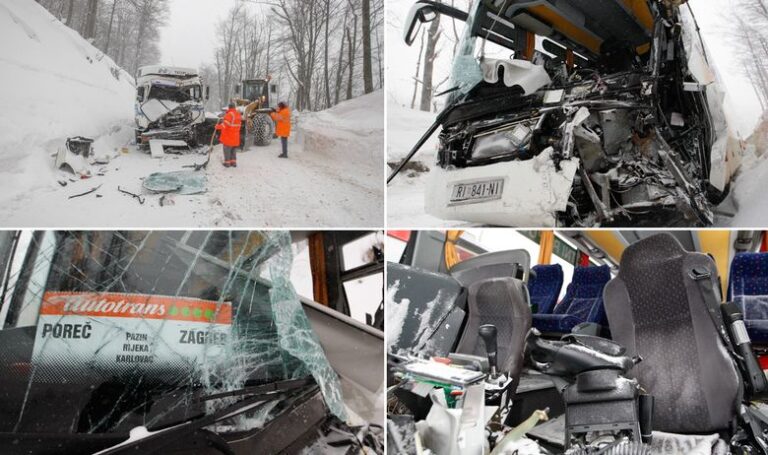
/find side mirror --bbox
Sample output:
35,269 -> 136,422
270,84 -> 277,94
403,0 -> 468,46
205,86 -> 210,101
234,84 -> 241,95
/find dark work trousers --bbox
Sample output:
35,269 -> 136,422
223,146 -> 238,164
280,137 -> 288,157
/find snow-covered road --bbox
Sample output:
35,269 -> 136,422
0,121 -> 383,228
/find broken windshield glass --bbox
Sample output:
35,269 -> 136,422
448,0 -> 484,105
0,231 -> 345,442
143,170 -> 207,195
148,83 -> 200,103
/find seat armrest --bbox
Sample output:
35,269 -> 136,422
570,322 -> 602,337
563,332 -> 625,356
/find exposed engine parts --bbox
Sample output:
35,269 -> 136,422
411,0 -> 734,227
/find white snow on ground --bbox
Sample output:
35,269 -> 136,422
0,1 -> 383,228
387,102 -> 468,227
718,150 -> 768,228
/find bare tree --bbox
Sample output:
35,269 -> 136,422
345,0 -> 359,100
38,0 -> 169,74
729,0 -> 768,112
84,0 -> 99,40
410,32 -> 425,109
361,0 -> 373,93
419,10 -> 441,111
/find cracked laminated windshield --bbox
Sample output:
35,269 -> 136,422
0,230 -> 365,452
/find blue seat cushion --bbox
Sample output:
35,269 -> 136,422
529,264 -> 564,315
532,265 -> 611,335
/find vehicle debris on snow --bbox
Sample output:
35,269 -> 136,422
55,136 -> 94,175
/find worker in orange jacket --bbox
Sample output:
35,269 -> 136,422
215,102 -> 242,167
270,102 -> 291,158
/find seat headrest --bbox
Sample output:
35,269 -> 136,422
572,265 -> 612,287
729,253 -> 768,298
531,264 -> 564,282
618,233 -> 686,280
730,253 -> 768,278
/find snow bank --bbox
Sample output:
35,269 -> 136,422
298,90 -> 384,165
0,0 -> 134,199
387,102 -> 469,226
387,102 -> 441,162
727,119 -> 768,226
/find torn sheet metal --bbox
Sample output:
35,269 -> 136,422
387,262 -> 465,357
143,170 -> 206,194
55,136 -> 93,174
481,59 -> 552,95
140,98 -> 181,123
149,139 -> 189,158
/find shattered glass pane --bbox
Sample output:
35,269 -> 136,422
0,231 -> 344,441
143,170 -> 207,194
447,0 -> 484,104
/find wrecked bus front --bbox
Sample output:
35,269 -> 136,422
134,66 -> 210,147
405,0 -> 739,227
0,231 -> 350,454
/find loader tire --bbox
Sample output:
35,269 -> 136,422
253,114 -> 272,146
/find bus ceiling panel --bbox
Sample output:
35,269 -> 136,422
491,0 -> 651,54
550,0 -> 651,47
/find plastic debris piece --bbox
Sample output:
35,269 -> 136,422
56,136 -> 94,174
143,170 -> 206,195
118,186 -> 145,204
69,183 -> 102,199
149,139 -> 189,158
490,409 -> 549,455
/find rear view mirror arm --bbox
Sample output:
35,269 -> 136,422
404,0 -> 468,46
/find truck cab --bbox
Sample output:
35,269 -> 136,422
134,65 -> 210,148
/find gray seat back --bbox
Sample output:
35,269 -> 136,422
455,277 -> 532,388
604,233 -> 740,433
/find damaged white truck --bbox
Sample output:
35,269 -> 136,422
134,66 -> 212,149
389,0 -> 742,227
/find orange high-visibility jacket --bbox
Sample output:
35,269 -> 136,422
215,109 -> 242,147
270,107 -> 291,138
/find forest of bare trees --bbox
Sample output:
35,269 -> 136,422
211,0 -> 383,112
730,0 -> 768,115
36,0 -> 383,113
35,0 -> 170,76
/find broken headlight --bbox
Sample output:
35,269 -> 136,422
470,118 -> 539,162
